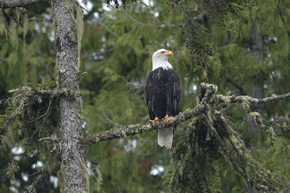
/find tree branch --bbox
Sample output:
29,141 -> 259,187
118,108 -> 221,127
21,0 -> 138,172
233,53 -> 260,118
226,75 -> 247,95
216,92 -> 290,104
0,57 -> 7,62
82,83 -> 217,148
8,86 -> 82,100
0,0 -> 48,8
83,83 -> 290,149
83,102 -> 207,148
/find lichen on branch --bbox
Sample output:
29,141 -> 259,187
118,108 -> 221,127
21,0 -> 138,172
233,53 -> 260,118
84,83 -> 290,147
0,0 -> 49,8
0,81 -> 82,154
163,87 -> 289,193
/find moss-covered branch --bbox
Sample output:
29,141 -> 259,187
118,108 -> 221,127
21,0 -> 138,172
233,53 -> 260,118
0,0 -> 49,8
83,83 -> 290,148
215,92 -> 290,104
83,102 -> 208,148
83,83 -> 217,148
165,93 -> 289,193
0,83 -> 83,155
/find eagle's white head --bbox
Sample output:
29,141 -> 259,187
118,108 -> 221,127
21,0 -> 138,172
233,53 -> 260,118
152,48 -> 173,71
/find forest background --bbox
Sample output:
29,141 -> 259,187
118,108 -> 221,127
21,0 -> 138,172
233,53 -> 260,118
0,0 -> 290,192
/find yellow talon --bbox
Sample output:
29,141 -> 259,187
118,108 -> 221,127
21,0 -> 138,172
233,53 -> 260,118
162,114 -> 169,123
149,117 -> 159,126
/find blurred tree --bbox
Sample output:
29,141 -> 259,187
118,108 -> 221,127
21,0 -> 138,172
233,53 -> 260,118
0,0 -> 290,193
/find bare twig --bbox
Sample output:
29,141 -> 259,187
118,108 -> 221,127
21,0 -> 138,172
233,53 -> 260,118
28,99 -> 52,122
226,75 -> 247,95
0,57 -> 8,62
103,113 -> 122,127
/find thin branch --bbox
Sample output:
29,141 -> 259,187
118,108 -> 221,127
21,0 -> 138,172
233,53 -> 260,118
216,92 -> 290,104
0,57 -> 8,62
8,86 -> 82,98
103,113 -> 122,127
28,175 -> 42,193
39,137 -> 59,143
28,18 -> 46,22
226,75 -> 247,95
0,0 -> 49,8
27,99 -> 52,122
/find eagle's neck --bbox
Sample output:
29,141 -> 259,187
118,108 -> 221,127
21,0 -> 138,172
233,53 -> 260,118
152,59 -> 173,71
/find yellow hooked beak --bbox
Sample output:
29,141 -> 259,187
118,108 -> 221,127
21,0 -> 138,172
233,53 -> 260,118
163,50 -> 173,56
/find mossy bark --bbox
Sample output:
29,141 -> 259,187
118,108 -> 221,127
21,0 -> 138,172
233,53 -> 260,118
51,0 -> 88,192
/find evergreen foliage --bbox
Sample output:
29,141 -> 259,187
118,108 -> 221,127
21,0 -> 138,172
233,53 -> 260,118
0,0 -> 290,192
166,86 -> 289,192
0,7 -> 28,47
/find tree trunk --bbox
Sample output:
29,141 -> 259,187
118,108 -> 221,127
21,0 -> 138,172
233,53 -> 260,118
247,19 -> 265,134
246,18 -> 266,193
51,0 -> 88,192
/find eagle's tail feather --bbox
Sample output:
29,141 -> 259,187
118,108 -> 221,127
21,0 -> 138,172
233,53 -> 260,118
158,127 -> 173,149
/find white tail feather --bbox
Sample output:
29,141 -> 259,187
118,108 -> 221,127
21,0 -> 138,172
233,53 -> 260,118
158,127 -> 173,149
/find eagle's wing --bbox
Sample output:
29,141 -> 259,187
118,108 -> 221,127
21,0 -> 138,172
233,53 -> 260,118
144,72 -> 155,120
159,70 -> 182,149
172,71 -> 182,116
166,70 -> 182,117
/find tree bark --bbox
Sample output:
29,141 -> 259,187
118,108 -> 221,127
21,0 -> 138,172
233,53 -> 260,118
249,19 -> 265,115
247,18 -> 266,193
51,0 -> 88,192
247,19 -> 266,135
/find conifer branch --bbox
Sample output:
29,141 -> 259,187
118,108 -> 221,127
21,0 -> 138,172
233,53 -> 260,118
0,0 -> 49,8
122,11 -> 183,28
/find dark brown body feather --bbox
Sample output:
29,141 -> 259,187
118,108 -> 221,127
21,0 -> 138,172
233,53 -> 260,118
144,68 -> 182,120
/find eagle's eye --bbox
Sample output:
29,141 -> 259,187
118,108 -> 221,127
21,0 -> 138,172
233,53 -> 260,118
161,51 -> 166,53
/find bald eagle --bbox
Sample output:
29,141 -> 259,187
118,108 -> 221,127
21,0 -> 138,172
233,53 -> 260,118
144,49 -> 182,149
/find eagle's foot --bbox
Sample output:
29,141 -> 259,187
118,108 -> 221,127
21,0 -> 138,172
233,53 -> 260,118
162,114 -> 169,123
149,117 -> 159,126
